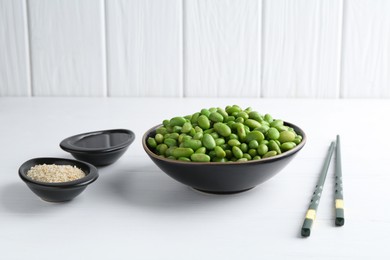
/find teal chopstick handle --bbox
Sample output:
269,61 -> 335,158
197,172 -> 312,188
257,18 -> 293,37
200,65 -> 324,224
301,141 -> 335,238
335,178 -> 345,226
335,135 -> 345,226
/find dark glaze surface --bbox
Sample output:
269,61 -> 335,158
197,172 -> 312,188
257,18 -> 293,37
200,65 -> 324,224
73,132 -> 131,149
60,129 -> 135,166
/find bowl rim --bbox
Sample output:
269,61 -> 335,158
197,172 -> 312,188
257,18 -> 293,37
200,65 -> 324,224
59,128 -> 135,154
142,121 -> 306,165
19,157 -> 99,188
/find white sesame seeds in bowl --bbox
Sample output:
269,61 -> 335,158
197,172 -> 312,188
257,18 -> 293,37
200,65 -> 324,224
19,157 -> 98,202
26,164 -> 86,183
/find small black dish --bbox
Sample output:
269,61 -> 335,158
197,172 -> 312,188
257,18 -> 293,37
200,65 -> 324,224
60,129 -> 135,166
143,122 -> 306,194
19,157 -> 98,202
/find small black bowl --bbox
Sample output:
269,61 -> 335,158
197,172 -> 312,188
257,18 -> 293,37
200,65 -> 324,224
19,157 -> 98,202
143,122 -> 306,194
60,129 -> 135,166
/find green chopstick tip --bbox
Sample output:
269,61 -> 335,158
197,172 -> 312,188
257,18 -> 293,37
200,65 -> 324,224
301,228 -> 310,237
336,217 -> 345,227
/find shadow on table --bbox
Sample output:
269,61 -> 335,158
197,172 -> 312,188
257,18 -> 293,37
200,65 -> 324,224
100,166 -> 258,211
0,183 -> 62,214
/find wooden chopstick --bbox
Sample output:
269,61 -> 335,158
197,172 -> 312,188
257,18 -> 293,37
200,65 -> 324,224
301,141 -> 336,237
335,135 -> 345,226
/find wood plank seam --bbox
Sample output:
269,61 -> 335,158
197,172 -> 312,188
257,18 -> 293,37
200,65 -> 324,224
24,0 -> 32,96
339,0 -> 346,98
102,0 -> 108,97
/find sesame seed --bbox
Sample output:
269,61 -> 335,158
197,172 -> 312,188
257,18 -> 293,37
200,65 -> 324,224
26,164 -> 86,183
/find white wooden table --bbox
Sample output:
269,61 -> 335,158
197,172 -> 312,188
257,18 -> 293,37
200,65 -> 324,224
1,98 -> 389,259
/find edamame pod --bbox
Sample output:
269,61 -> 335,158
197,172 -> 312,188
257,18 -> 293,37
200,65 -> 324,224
237,112 -> 249,120
248,149 -> 257,157
257,144 -> 268,156
225,150 -> 232,159
276,125 -> 289,132
164,138 -> 177,147
267,127 -> 280,140
193,132 -> 203,140
209,112 -> 224,123
156,127 -> 168,135
279,131 -> 296,143
156,144 -> 168,155
198,115 -> 210,130
248,111 -> 262,122
264,114 -> 273,123
173,126 -> 182,133
228,139 -> 241,147
255,125 -> 269,135
200,108 -> 211,117
245,119 -> 262,129
215,146 -> 226,158
232,146 -> 243,159
240,143 -> 248,153
212,157 -> 228,162
155,133 -> 164,144
195,147 -> 207,154
181,122 -> 193,133
263,150 -> 277,158
215,138 -> 225,146
268,140 -> 281,154
249,140 -> 259,149
170,117 -> 186,127
281,142 -> 297,151
214,122 -> 231,137
229,133 -> 239,140
245,131 -> 265,143
202,134 -> 216,150
163,120 -> 170,127
165,146 -> 177,157
210,132 -> 219,139
178,157 -> 191,162
225,116 -> 236,122
217,108 -> 229,119
147,137 -> 157,148
236,123 -> 246,141
172,148 -> 194,158
235,117 -> 245,124
183,139 -> 202,150
194,126 -> 203,133
243,153 -> 252,160
226,106 -> 241,115
190,112 -> 200,124
191,153 -> 211,162
166,133 -> 179,140
270,120 -> 284,127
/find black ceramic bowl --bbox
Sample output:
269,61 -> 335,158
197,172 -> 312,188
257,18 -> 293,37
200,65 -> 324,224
60,129 -> 135,166
143,122 -> 306,194
19,157 -> 98,202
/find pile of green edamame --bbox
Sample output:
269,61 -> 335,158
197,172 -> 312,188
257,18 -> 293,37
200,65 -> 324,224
147,105 -> 303,162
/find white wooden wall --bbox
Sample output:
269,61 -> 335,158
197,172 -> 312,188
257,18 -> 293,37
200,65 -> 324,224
0,0 -> 389,98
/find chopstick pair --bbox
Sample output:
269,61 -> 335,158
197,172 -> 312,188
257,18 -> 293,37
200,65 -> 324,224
301,135 -> 344,238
